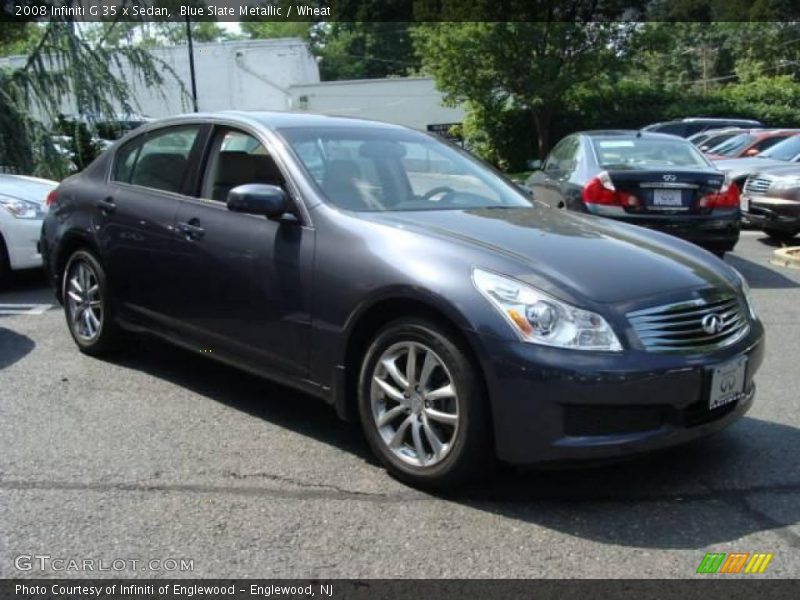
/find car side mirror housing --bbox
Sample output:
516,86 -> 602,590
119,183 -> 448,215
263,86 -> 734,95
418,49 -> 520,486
227,184 -> 288,219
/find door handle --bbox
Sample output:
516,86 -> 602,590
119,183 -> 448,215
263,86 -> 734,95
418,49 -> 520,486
176,220 -> 205,240
96,197 -> 116,214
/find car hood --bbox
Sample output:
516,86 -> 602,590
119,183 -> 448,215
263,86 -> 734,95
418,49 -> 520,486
361,207 -> 735,305
713,157 -> 789,179
0,175 -> 56,205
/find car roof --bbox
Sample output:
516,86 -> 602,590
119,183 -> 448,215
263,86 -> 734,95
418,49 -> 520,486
580,130 -> 687,141
140,110 -> 409,133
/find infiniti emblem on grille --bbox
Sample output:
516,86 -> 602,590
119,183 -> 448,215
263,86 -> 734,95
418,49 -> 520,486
702,313 -> 724,335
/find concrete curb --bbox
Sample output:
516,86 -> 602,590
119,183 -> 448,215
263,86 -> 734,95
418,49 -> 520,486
770,247 -> 800,269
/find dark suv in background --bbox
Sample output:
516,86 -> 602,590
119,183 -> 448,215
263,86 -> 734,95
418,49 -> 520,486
643,118 -> 765,138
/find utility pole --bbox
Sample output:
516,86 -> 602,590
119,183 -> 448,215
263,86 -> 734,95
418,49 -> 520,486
185,16 -> 199,112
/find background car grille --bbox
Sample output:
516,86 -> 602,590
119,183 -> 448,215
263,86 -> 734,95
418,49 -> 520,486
628,296 -> 749,353
743,176 -> 771,196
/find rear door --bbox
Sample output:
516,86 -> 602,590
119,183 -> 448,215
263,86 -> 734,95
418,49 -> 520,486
170,126 -> 315,378
102,123 -> 208,323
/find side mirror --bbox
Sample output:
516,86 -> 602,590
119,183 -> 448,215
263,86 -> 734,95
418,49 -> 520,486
227,184 -> 288,219
516,182 -> 534,198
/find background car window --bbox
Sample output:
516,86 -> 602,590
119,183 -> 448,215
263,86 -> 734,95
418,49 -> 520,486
709,134 -> 755,156
759,135 -> 800,161
591,138 -> 709,168
544,137 -> 578,173
113,126 -> 200,194
280,126 -> 530,212
201,129 -> 287,202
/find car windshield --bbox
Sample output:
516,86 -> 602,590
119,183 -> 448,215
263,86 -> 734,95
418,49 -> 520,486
279,126 -> 532,212
707,133 -> 755,156
591,137 -> 710,169
758,135 -> 800,161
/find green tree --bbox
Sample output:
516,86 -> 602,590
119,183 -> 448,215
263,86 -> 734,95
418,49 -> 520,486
414,21 -> 634,157
0,3 -> 183,178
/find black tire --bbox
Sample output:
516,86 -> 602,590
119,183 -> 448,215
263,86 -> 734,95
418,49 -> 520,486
0,234 -> 10,289
764,228 -> 798,243
61,249 -> 123,356
357,317 -> 493,489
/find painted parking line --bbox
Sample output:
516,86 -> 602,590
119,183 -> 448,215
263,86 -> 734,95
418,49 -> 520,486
0,303 -> 53,315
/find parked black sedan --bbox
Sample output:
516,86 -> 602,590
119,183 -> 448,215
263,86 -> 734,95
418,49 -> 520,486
526,131 -> 741,256
41,113 -> 763,488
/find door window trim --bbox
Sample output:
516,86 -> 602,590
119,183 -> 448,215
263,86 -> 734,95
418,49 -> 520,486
108,123 -> 209,198
184,122 -> 312,227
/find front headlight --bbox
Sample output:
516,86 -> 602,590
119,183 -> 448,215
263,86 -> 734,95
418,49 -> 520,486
472,268 -> 623,351
0,195 -> 46,220
731,268 -> 757,320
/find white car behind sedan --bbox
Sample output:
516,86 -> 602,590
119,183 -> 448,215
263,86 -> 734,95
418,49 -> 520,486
0,174 -> 57,286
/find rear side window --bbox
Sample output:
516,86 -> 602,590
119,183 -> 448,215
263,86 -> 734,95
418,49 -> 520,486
112,126 -> 201,193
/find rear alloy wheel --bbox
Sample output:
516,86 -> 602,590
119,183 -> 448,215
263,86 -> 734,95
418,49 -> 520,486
358,318 -> 492,488
764,228 -> 798,243
62,250 -> 122,355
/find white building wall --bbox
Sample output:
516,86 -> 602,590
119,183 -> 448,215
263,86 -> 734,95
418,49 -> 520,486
0,41 -> 464,131
139,38 -> 320,116
0,38 -> 321,119
288,77 -> 465,131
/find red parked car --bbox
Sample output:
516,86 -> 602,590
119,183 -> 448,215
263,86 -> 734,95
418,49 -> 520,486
706,129 -> 800,160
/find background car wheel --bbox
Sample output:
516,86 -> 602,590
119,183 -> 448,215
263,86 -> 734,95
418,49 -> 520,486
62,249 -> 122,356
0,234 -> 9,289
358,317 -> 493,489
764,228 -> 798,243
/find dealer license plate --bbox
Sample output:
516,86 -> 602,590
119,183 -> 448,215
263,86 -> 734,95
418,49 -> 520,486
652,189 -> 683,207
709,356 -> 747,410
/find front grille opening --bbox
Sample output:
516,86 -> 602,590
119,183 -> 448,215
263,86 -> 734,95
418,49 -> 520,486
564,405 -> 665,436
628,295 -> 749,353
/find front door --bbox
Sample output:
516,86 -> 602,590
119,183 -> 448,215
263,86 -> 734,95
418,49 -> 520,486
171,127 -> 314,378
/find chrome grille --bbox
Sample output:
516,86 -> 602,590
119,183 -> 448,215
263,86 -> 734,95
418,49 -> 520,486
743,176 -> 771,196
628,295 -> 749,353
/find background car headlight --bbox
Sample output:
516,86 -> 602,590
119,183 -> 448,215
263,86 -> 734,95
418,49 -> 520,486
472,268 -> 622,351
0,195 -> 46,219
770,178 -> 800,191
731,267 -> 757,320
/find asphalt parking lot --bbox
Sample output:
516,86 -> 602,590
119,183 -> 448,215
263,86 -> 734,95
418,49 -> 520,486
1,231 -> 798,579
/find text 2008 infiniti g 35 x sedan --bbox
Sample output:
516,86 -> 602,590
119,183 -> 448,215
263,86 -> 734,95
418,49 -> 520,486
40,112 -> 764,488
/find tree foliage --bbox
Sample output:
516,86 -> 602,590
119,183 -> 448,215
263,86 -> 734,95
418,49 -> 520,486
0,4 -> 184,178
414,21 -> 634,156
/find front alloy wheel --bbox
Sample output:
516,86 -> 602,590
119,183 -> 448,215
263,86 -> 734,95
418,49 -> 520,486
358,318 -> 492,488
370,341 -> 459,468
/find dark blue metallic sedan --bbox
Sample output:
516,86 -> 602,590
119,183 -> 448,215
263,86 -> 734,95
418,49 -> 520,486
40,112 -> 764,488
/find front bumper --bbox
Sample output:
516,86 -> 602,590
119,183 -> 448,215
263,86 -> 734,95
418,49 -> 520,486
742,194 -> 800,231
474,320 -> 765,464
0,217 -> 44,270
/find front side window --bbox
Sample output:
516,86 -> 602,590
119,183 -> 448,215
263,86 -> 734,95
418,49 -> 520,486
591,137 -> 710,169
112,125 -> 201,193
279,126 -> 531,212
200,129 -> 287,202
